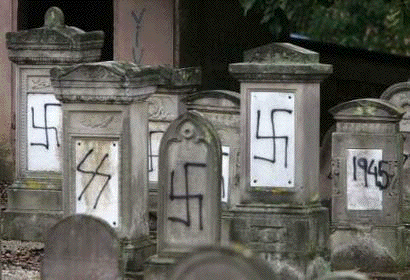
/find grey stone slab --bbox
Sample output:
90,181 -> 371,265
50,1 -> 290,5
7,188 -> 61,211
41,214 -> 121,280
157,112 -> 222,256
2,211 -> 62,241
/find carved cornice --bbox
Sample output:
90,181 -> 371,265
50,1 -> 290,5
55,94 -> 148,104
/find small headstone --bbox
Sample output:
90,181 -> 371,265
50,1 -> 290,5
157,112 -> 222,256
41,214 -> 121,280
169,247 -> 276,280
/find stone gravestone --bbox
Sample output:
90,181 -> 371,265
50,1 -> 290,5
41,214 -> 121,280
147,67 -> 201,214
380,81 -> 410,222
169,247 -> 276,280
51,61 -> 162,276
229,42 -> 332,268
329,98 -> 408,270
145,112 -> 222,279
4,6 -> 104,241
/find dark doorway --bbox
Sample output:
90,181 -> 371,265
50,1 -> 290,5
18,0 -> 113,61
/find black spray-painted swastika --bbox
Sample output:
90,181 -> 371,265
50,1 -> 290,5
148,130 -> 164,173
76,148 -> 112,209
254,109 -> 292,168
168,162 -> 206,230
30,103 -> 61,149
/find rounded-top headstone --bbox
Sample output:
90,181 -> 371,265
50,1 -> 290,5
169,247 -> 276,280
41,214 -> 121,280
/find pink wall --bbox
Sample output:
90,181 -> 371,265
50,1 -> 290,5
114,0 -> 175,66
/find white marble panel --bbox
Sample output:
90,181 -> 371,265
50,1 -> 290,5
75,140 -> 119,227
221,146 -> 230,203
148,122 -> 167,183
27,93 -> 62,172
250,91 -> 295,187
346,149 -> 383,210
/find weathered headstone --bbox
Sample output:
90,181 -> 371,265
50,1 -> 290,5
168,247 -> 276,280
229,42 -> 332,268
4,6 -> 104,241
147,67 -> 201,213
51,61 -> 162,275
41,214 -> 121,280
380,81 -> 410,222
145,112 -> 222,279
329,98 -> 408,268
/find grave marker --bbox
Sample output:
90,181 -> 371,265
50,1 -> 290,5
42,214 -> 121,280
4,6 -> 104,241
51,61 -> 162,275
329,98 -> 409,268
145,112 -> 222,279
229,42 -> 332,268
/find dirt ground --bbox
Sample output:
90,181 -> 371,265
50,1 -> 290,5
1,239 -> 42,280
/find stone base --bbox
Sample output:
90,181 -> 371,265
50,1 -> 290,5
331,225 -> 410,271
122,237 -> 156,278
2,210 -> 63,241
2,179 -> 63,241
144,254 -> 177,280
230,204 -> 330,269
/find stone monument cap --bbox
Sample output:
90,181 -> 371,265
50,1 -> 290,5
244,42 -> 319,64
329,98 -> 405,123
51,61 -> 164,103
6,6 -> 104,64
182,90 -> 240,113
229,43 -> 332,82
157,66 -> 202,88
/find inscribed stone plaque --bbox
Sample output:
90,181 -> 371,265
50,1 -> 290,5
221,146 -> 230,203
346,149 -> 383,210
42,214 -> 120,280
75,140 -> 119,227
250,91 -> 295,187
27,93 -> 62,171
158,112 -> 221,254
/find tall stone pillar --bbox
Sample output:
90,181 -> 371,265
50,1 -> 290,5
229,43 -> 332,268
51,61 -> 163,276
4,7 -> 104,240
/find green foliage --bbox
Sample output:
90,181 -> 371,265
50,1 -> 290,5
239,0 -> 410,55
